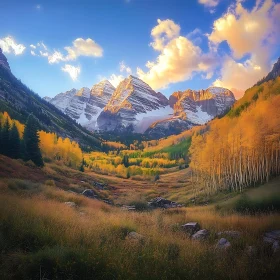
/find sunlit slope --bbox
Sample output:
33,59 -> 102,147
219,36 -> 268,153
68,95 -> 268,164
189,68 -> 280,192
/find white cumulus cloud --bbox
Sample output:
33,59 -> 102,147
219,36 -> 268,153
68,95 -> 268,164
0,36 -> 26,55
44,38 -> 103,64
137,19 -> 216,90
198,0 -> 219,7
48,51 -> 64,64
108,74 -> 125,88
209,0 -> 280,97
61,64 -> 81,81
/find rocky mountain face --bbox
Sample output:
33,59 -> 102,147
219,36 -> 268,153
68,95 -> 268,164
172,87 -> 235,123
146,87 -> 235,138
49,75 -> 235,138
0,48 -> 10,71
49,81 -> 115,130
97,76 -> 170,133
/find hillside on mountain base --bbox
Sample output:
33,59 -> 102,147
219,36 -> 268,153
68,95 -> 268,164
189,56 -> 280,193
0,48 -> 101,150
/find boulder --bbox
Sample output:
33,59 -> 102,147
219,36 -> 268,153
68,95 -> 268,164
93,181 -> 107,190
263,230 -> 280,253
263,236 -> 275,244
217,231 -> 242,239
192,229 -> 209,241
182,222 -> 200,235
264,230 -> 280,241
82,189 -> 96,198
64,201 -> 77,208
148,197 -> 183,209
216,238 -> 231,250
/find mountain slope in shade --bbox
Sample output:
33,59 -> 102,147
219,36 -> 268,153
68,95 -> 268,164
97,75 -> 170,132
50,88 -> 78,111
0,48 -> 100,150
49,80 -> 115,130
0,48 -> 10,71
256,57 -> 280,86
146,87 -> 235,138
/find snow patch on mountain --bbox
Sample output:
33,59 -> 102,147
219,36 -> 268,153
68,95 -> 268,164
185,105 -> 212,125
134,106 -> 173,133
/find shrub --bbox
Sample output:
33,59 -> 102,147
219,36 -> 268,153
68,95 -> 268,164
8,179 -> 40,192
129,200 -> 149,211
44,179 -> 56,187
233,194 -> 280,213
12,246 -> 114,280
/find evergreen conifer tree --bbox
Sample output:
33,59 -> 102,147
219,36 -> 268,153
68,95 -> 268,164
2,118 -> 10,157
9,123 -> 21,159
23,114 -> 44,167
79,163 -> 85,172
0,120 -> 3,155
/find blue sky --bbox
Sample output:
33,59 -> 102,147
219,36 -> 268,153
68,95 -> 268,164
0,0 -> 279,98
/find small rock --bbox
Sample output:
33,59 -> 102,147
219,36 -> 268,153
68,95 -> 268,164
192,229 -> 209,240
126,232 -> 145,241
78,211 -> 86,216
264,230 -> 280,241
217,231 -> 241,238
64,201 -> 77,208
216,238 -> 231,249
182,222 -> 200,235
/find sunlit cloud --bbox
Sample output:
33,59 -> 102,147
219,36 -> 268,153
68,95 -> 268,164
61,64 -> 81,81
108,74 -> 124,87
137,19 -> 216,90
40,38 -> 103,64
210,0 -> 280,97
0,36 -> 26,55
100,61 -> 132,87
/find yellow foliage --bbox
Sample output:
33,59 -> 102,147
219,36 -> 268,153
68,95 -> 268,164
190,78 -> 280,192
39,131 -> 83,168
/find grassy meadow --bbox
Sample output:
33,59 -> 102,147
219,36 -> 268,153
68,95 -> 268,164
0,155 -> 280,279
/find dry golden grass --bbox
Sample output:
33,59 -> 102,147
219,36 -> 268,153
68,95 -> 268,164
1,177 -> 280,279
1,156 -> 280,279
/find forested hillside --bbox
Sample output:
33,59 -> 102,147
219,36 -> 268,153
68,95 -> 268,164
0,62 -> 100,151
0,111 -> 83,168
190,65 -> 280,193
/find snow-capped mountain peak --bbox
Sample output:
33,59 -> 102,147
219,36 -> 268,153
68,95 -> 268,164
49,77 -> 235,136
